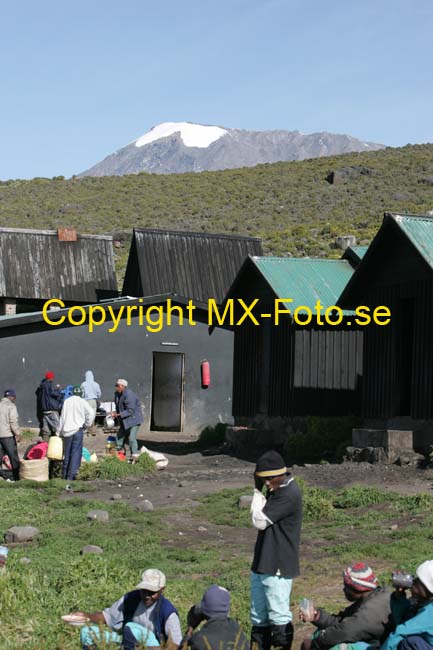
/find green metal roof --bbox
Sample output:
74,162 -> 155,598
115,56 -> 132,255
393,214 -> 433,269
350,245 -> 368,259
251,257 -> 354,313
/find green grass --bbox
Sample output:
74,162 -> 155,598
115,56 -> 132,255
77,453 -> 156,480
2,478 -> 433,648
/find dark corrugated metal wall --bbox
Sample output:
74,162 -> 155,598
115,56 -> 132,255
234,321 -> 363,418
232,321 -> 262,416
268,321 -> 295,416
362,280 -> 433,419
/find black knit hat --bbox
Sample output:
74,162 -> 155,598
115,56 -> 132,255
255,450 -> 287,478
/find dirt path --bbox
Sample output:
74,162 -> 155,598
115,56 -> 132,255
49,428 -> 433,507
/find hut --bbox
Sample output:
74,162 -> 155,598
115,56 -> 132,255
122,228 -> 263,304
0,226 -> 117,314
223,255 -> 363,425
338,212 -> 433,451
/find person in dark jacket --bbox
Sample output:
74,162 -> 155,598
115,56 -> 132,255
186,584 -> 248,650
112,378 -> 143,458
250,450 -> 303,650
382,560 -> 433,650
71,568 -> 182,650
300,563 -> 392,650
35,371 -> 63,441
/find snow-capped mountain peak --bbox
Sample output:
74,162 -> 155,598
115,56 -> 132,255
135,122 -> 228,149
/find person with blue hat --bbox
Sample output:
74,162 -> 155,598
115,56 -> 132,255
186,584 -> 248,650
0,389 -> 21,481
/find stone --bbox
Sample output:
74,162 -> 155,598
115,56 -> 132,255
389,524 -> 398,531
238,495 -> 253,509
135,500 -> 154,512
80,545 -> 104,555
335,235 -> 357,251
111,494 -> 122,501
20,557 -> 32,564
352,428 -> 415,464
4,526 -> 40,543
197,526 -> 207,532
87,510 -> 109,522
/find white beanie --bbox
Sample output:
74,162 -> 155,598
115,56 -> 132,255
416,560 -> 433,594
116,378 -> 128,387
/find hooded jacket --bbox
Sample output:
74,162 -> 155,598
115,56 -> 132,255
81,370 -> 102,400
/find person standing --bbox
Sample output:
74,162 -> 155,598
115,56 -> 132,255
250,450 -> 303,650
81,370 -> 101,436
0,389 -> 21,481
36,371 -> 63,441
57,386 -> 94,480
112,379 -> 143,459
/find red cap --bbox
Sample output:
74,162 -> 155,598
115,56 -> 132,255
45,371 -> 55,380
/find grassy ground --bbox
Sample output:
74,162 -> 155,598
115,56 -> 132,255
1,480 -> 432,649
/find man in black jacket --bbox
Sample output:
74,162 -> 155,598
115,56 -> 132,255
250,450 -> 303,650
35,371 -> 63,441
300,563 -> 392,650
186,585 -> 248,650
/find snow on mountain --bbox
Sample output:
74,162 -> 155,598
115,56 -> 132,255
79,122 -> 385,177
135,122 -> 228,148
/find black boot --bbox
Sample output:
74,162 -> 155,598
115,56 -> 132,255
270,622 -> 294,650
251,626 -> 272,650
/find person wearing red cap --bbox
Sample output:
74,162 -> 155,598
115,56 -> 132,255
35,371 -> 63,441
300,563 -> 391,650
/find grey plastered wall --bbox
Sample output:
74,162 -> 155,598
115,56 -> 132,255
0,314 -> 234,435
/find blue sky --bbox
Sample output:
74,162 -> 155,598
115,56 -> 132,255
1,0 -> 432,179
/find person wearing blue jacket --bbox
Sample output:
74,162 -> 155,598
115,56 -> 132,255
35,371 -> 64,441
382,560 -> 433,650
112,378 -> 143,458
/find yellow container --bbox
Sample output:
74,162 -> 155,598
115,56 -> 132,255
47,435 -> 63,461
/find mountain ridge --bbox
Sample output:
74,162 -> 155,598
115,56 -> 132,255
79,121 -> 384,176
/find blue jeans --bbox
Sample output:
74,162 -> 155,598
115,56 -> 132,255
116,425 -> 139,455
80,622 -> 160,649
62,428 -> 84,480
251,572 -> 293,626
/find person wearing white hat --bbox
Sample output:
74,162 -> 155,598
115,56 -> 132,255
70,568 -> 182,650
381,560 -> 433,650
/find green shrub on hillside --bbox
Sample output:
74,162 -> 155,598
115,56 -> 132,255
1,144 -> 433,283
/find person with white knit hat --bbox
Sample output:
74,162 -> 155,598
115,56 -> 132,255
381,560 -> 433,650
300,562 -> 391,650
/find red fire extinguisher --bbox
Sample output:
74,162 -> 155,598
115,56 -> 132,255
201,359 -> 211,388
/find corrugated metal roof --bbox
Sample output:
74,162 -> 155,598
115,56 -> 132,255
122,228 -> 263,304
350,245 -> 368,259
0,228 -> 117,302
251,256 -> 355,312
393,214 -> 433,269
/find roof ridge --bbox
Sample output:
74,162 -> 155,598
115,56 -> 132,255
134,227 -> 262,242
